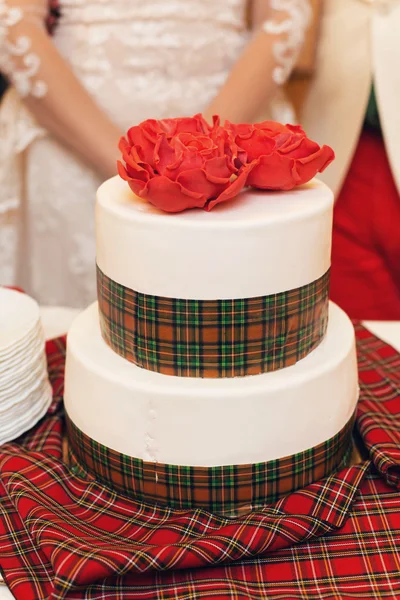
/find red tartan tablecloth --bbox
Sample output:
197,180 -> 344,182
0,324 -> 400,599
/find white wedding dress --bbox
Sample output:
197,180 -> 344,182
0,0 -> 311,307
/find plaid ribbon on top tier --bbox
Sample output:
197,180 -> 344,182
97,266 -> 330,377
66,411 -> 354,514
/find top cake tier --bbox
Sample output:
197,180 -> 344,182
96,176 -> 333,299
95,177 -> 333,377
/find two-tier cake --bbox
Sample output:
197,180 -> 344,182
64,117 -> 358,515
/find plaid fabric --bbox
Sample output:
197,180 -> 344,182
66,411 -> 354,514
0,325 -> 400,599
97,265 -> 330,377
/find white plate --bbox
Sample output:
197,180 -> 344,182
0,321 -> 42,360
0,289 -> 41,350
0,364 -> 49,409
0,342 -> 46,383
0,382 -> 52,444
0,376 -> 50,422
0,346 -> 47,389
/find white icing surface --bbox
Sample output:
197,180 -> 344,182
96,177 -> 333,299
64,302 -> 358,466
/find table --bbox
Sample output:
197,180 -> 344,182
1,309 -> 400,599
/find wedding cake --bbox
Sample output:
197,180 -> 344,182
64,116 -> 358,515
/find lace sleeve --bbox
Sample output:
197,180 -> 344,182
0,0 -> 49,98
263,0 -> 312,85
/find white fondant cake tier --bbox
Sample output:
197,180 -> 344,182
96,177 -> 333,299
64,302 -> 358,467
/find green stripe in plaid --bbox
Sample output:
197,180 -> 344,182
97,266 -> 330,378
66,411 -> 355,514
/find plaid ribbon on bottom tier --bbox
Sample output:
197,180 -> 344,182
0,325 -> 400,599
97,265 -> 330,377
66,411 -> 354,514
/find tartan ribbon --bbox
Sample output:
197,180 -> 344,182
66,411 -> 355,514
97,266 -> 330,378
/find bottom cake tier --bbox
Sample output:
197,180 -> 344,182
64,302 -> 358,513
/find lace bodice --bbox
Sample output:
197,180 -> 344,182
51,0 -> 248,128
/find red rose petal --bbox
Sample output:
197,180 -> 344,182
204,156 -> 234,184
210,127 -> 235,162
155,135 -> 206,180
127,179 -> 148,196
254,121 -> 287,133
227,122 -> 253,138
118,159 -> 144,182
118,161 -> 148,196
117,160 -> 129,181
175,133 -> 214,152
276,133 -> 304,153
293,145 -> 335,184
118,137 -> 130,154
120,153 -> 150,183
157,118 -> 178,137
159,115 -> 211,136
193,113 -> 213,134
246,153 -> 296,190
177,168 -> 227,200
207,161 -> 255,211
142,175 -> 207,213
126,126 -> 156,164
235,129 -> 276,162
121,150 -> 143,172
286,123 -> 306,135
130,145 -> 145,164
154,135 -> 181,177
140,119 -> 165,142
140,162 -> 156,178
319,145 -> 336,171
281,136 -> 321,159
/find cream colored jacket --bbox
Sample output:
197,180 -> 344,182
301,0 -> 400,197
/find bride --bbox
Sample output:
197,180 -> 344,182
0,0 -> 312,307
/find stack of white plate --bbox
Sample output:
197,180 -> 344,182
0,288 -> 52,444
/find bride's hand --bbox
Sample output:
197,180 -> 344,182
204,0 -> 313,124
